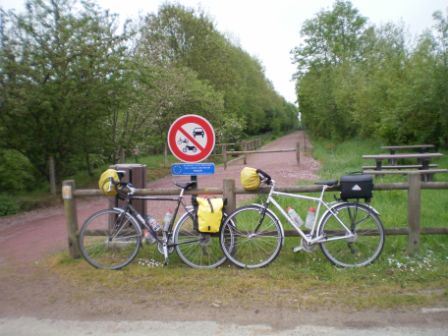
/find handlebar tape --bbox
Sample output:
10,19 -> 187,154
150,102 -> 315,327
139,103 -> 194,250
256,169 -> 272,183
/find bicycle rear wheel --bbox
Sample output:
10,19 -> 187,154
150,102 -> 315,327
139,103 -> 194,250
173,212 -> 229,269
220,204 -> 283,269
319,202 -> 385,267
79,208 -> 141,270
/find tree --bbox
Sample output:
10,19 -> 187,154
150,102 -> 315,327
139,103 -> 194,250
432,9 -> 448,146
138,4 -> 297,138
293,0 -> 367,139
0,0 -> 131,183
292,0 -> 367,74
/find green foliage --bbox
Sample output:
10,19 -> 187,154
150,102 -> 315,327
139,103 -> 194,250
0,0 -> 298,195
139,4 -> 298,138
293,2 -> 448,147
0,194 -> 20,216
0,0 -> 131,182
0,150 -> 35,191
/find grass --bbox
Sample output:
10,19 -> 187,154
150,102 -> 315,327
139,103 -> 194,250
44,136 -> 448,311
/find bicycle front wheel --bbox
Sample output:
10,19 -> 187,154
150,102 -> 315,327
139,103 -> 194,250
220,204 -> 283,269
173,212 -> 228,269
319,202 -> 385,267
79,208 -> 141,270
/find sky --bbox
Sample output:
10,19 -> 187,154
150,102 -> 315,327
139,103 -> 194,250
1,0 -> 447,104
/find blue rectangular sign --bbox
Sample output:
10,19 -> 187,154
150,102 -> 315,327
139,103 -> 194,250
171,163 -> 215,176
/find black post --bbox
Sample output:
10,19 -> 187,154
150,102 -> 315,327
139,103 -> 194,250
190,175 -> 198,189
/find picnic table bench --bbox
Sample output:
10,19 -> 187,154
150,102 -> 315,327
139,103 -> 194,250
362,153 -> 443,170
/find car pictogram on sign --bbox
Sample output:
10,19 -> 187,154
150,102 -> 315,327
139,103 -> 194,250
192,127 -> 204,138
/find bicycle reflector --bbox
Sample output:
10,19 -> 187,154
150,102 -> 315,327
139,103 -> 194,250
98,169 -> 119,196
240,167 -> 261,191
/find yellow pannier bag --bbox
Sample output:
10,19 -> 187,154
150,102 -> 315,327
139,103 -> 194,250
98,169 -> 119,196
240,167 -> 260,191
196,197 -> 224,233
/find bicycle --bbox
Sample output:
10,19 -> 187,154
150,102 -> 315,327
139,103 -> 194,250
79,172 -> 231,270
220,169 -> 385,269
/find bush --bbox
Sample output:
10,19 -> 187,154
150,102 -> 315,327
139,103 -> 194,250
0,150 -> 35,192
0,194 -> 20,216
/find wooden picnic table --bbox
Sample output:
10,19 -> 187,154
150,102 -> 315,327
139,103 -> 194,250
362,152 -> 443,170
381,144 -> 435,154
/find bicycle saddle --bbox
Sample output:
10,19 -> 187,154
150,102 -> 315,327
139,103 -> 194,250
175,181 -> 197,190
314,179 -> 338,187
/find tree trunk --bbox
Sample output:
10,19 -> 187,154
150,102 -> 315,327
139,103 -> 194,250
49,155 -> 57,195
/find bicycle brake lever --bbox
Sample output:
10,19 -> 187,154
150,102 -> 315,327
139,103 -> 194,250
126,183 -> 136,195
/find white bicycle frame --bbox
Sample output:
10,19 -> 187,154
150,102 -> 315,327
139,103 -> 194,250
264,179 -> 356,245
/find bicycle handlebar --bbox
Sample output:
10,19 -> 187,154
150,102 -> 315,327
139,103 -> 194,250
108,177 -> 136,198
256,169 -> 272,185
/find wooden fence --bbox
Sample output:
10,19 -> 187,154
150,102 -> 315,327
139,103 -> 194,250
63,173 -> 448,259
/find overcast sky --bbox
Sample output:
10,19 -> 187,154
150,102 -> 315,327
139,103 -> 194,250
1,0 -> 447,104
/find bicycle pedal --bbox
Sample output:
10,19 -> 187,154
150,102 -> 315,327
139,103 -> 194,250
292,246 -> 303,253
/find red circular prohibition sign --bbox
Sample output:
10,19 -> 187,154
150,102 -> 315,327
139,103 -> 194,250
167,114 -> 215,163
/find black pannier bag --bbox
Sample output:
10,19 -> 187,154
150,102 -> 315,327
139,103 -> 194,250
340,173 -> 374,201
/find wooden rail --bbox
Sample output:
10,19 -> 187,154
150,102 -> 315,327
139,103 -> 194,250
221,142 -> 301,169
64,176 -> 448,258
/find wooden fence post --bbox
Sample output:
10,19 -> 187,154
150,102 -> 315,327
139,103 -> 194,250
223,179 -> 236,214
296,142 -> 300,164
303,131 -> 307,155
223,144 -> 227,170
49,155 -> 57,195
407,174 -> 421,255
62,180 -> 81,258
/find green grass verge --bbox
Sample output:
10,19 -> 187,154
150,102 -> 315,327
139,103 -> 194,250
45,136 -> 448,310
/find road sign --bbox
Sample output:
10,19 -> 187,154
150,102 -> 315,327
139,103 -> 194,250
167,114 -> 215,163
171,163 -> 215,176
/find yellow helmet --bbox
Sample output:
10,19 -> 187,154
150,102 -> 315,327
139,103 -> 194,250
240,167 -> 260,191
98,169 -> 119,196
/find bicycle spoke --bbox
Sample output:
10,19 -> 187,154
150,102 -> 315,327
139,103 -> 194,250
320,203 -> 384,267
220,205 -> 282,269
79,209 -> 141,270
174,213 -> 227,269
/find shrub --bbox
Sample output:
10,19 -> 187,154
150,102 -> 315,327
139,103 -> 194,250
0,194 -> 20,216
0,150 -> 35,192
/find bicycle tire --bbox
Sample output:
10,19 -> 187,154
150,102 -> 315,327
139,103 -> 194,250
173,211 -> 230,269
220,204 -> 283,269
79,208 -> 142,270
318,202 -> 385,267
